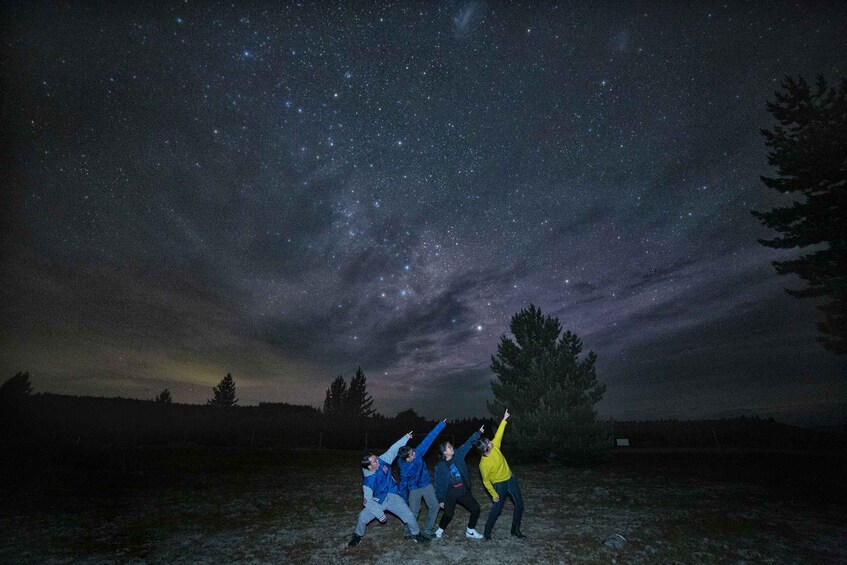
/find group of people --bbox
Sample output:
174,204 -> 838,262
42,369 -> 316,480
348,409 -> 525,547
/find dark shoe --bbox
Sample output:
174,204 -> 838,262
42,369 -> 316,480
413,533 -> 431,543
484,533 -> 492,541
511,527 -> 526,539
422,531 -> 436,539
348,534 -> 362,547
403,534 -> 413,539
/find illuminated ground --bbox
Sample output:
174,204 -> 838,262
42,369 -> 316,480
2,447 -> 844,563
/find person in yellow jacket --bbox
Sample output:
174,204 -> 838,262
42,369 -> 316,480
475,408 -> 525,540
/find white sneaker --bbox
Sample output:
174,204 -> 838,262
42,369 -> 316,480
435,528 -> 444,539
466,528 -> 484,539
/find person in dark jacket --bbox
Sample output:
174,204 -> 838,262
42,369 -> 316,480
397,419 -> 446,539
432,425 -> 485,539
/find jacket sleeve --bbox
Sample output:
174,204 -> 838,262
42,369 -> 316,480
480,462 -> 498,499
492,419 -> 508,449
456,431 -> 480,460
416,420 -> 446,457
362,484 -> 386,520
434,462 -> 448,503
397,463 -> 410,502
380,434 -> 410,463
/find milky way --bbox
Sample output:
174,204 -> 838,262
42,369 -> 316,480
2,2 -> 845,424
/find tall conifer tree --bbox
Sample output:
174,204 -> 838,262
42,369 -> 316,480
490,305 -> 610,463
207,373 -> 238,408
322,375 -> 347,417
753,75 -> 847,355
345,367 -> 375,419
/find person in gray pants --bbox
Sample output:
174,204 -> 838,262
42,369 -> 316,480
397,418 -> 446,538
348,431 -> 431,547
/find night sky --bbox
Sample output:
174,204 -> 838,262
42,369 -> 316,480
2,1 -> 845,425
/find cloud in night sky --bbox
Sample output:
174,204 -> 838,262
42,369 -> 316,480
1,1 -> 845,424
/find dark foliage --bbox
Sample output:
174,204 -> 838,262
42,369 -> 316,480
346,367 -> 375,419
322,375 -> 347,417
0,371 -> 33,399
207,373 -> 238,408
489,305 -> 611,463
753,75 -> 847,355
154,388 -> 172,403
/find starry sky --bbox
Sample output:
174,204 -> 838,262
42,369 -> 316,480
2,1 -> 845,425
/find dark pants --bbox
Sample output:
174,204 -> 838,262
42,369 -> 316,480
439,484 -> 480,530
483,475 -> 523,537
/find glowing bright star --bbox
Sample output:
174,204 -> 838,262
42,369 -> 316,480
476,325 -> 483,331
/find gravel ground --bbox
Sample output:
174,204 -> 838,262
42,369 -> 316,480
1,448 -> 844,564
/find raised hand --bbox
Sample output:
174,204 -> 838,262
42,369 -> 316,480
478,424 -> 485,434
405,430 -> 414,439
503,408 -> 511,421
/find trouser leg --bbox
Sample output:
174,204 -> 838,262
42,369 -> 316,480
384,493 -> 420,536
457,492 -> 481,529
404,488 -> 422,536
507,476 -> 524,530
438,490 -> 458,529
422,484 -> 440,534
355,507 -> 378,537
483,480 -> 509,537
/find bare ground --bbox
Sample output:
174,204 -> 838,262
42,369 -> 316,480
1,447 -> 845,564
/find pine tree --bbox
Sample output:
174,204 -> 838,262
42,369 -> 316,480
154,388 -> 173,403
322,375 -> 347,417
0,372 -> 34,422
489,305 -> 610,463
345,367 -> 375,419
0,372 -> 33,399
207,373 -> 238,408
752,75 -> 847,355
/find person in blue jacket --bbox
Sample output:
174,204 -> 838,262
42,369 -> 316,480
397,418 -> 446,539
348,430 -> 431,547
432,424 -> 485,539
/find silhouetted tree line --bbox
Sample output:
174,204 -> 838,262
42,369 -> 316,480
2,372 -> 844,453
0,371 -> 497,451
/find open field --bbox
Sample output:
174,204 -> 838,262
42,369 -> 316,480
1,445 -> 845,564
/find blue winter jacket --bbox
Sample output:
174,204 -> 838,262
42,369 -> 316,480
434,430 -> 480,503
361,434 -> 408,519
397,420 -> 446,500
